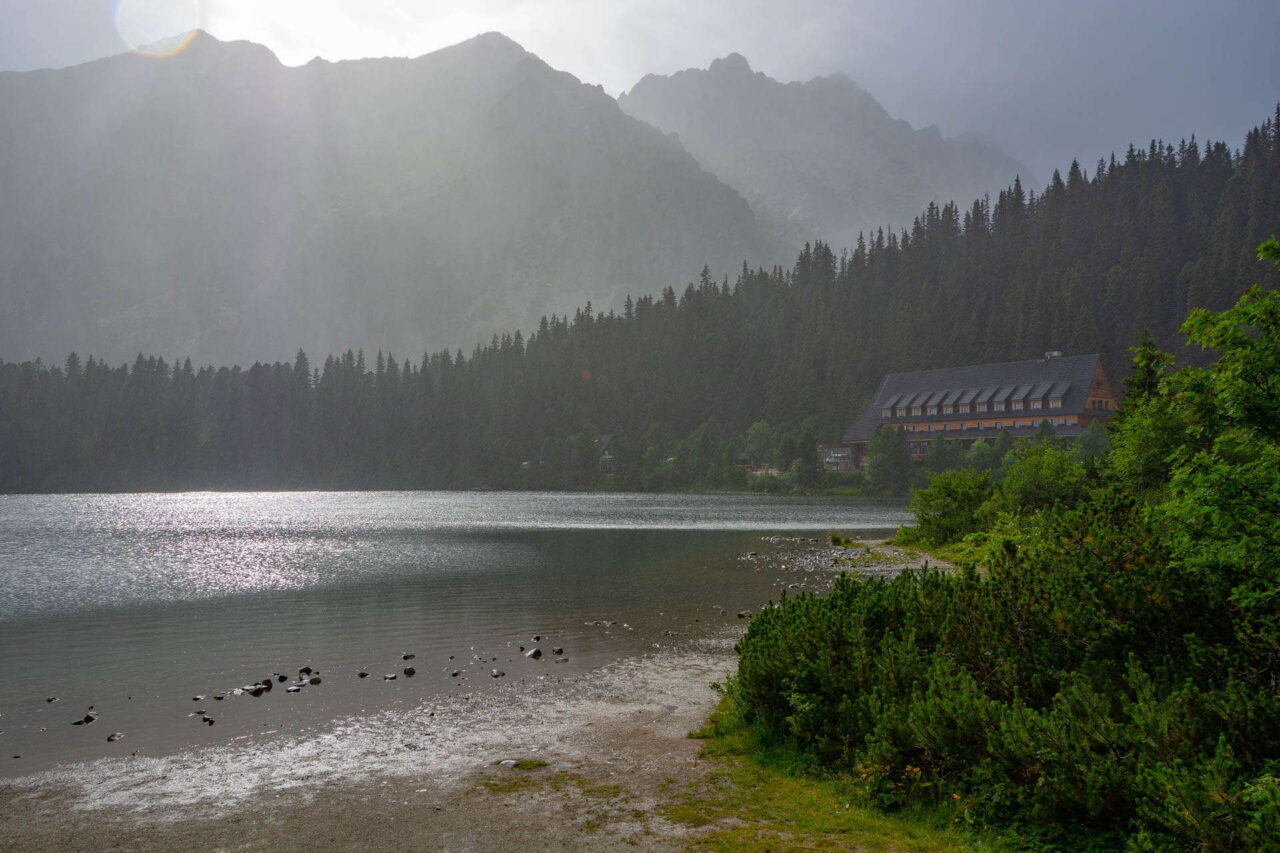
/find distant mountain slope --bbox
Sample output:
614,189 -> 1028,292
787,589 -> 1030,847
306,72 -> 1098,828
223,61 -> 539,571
0,32 -> 779,364
619,54 -> 1033,249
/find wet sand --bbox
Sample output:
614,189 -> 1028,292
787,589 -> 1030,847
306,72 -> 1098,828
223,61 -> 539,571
0,538 -> 930,851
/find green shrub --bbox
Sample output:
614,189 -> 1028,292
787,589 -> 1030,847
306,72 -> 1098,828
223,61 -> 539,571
909,469 -> 993,545
729,250 -> 1280,850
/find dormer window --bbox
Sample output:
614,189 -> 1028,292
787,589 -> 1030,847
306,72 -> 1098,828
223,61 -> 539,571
1049,398 -> 1062,409
1012,400 -> 1024,411
896,406 -> 907,417
1030,399 -> 1042,409
943,405 -> 954,415
975,402 -> 987,413
993,401 -> 1005,412
911,406 -> 922,416
927,406 -> 938,416
881,408 -> 891,418
959,404 -> 970,414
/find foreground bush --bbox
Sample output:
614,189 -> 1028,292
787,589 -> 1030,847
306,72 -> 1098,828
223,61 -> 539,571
730,243 -> 1280,850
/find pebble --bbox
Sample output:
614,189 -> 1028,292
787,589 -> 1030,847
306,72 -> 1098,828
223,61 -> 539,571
358,672 -> 370,679
107,732 -> 124,742
384,674 -> 397,681
525,648 -> 542,660
402,653 -> 415,661
491,670 -> 505,678
403,667 -> 416,677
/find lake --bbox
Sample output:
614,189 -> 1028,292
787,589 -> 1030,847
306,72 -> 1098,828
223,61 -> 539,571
0,491 -> 908,773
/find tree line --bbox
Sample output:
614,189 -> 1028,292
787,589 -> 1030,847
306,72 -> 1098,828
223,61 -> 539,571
1,108 -> 1277,493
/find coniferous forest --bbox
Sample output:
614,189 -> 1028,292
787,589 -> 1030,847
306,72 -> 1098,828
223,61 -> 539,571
2,109 -> 1278,494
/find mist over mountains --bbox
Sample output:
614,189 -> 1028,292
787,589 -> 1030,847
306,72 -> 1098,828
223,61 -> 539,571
0,31 -> 775,364
620,53 -> 1033,250
0,31 -> 1030,365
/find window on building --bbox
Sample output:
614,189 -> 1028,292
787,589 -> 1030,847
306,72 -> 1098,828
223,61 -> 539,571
1049,398 -> 1062,409
896,407 -> 907,417
881,408 -> 891,418
927,406 -> 938,416
1030,399 -> 1042,409
975,402 -> 987,413
993,401 -> 1005,412
943,405 -> 954,415
959,404 -> 970,414
911,406 -> 922,416
1012,400 -> 1024,411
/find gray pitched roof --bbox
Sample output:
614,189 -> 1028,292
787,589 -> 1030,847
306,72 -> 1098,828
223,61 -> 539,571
843,354 -> 1103,443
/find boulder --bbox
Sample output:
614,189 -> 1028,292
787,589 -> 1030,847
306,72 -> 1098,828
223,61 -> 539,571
107,732 -> 123,742
525,648 -> 542,660
358,671 -> 370,679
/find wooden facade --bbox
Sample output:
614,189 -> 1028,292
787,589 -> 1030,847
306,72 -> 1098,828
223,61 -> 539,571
841,353 -> 1118,467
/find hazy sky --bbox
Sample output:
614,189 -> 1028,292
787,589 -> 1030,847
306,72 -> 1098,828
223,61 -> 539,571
1,0 -> 1277,179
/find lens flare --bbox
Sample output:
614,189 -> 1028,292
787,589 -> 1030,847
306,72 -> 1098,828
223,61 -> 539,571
115,0 -> 203,58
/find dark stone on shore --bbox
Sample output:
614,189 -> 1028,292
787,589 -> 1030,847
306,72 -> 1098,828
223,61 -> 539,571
261,679 -> 272,691
384,674 -> 397,681
203,717 -> 215,725
532,635 -> 542,641
286,686 -> 301,693
299,666 -> 313,676
309,676 -> 322,685
737,610 -> 752,619
358,671 -> 369,679
278,674 -> 288,683
402,653 -> 415,660
451,670 -> 460,677
403,667 -> 416,677
72,712 -> 98,726
45,697 -> 57,703
491,670 -> 505,678
525,648 -> 542,660
107,732 -> 123,742
552,647 -> 564,655
248,686 -> 265,697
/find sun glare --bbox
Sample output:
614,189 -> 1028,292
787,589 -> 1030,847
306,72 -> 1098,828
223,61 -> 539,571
115,0 -> 203,58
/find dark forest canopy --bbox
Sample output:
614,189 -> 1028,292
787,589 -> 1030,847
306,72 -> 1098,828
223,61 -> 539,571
2,108 -> 1278,493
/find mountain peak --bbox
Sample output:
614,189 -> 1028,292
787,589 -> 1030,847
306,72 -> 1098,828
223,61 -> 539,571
708,53 -> 753,75
461,31 -> 528,55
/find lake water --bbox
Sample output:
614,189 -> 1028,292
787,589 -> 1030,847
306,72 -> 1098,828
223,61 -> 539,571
0,492 -> 907,773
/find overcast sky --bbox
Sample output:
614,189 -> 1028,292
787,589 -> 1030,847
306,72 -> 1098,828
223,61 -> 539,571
1,0 -> 1277,179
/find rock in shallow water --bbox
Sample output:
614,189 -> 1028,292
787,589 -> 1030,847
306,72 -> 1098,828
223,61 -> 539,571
107,732 -> 123,742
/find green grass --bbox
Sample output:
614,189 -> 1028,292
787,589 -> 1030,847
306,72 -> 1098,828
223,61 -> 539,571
672,697 -> 1025,853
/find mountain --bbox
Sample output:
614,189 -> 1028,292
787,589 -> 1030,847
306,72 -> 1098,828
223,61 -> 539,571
0,32 -> 779,365
619,53 -> 1033,249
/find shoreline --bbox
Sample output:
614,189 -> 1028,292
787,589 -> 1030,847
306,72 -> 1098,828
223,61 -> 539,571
0,538 -> 929,851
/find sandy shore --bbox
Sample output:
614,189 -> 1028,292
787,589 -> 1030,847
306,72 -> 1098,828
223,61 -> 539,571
0,538 -> 928,852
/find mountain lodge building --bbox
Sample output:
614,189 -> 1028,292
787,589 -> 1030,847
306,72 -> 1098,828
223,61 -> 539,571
841,352 -> 1118,468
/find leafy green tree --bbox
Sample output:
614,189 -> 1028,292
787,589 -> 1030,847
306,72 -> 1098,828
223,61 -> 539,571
909,469 -> 993,544
979,442 -> 1088,523
865,427 -> 911,496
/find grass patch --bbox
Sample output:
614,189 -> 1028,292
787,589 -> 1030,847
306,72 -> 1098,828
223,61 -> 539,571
670,697 -> 1024,853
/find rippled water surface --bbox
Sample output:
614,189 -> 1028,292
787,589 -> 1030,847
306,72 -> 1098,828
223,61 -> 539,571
0,491 -> 906,773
